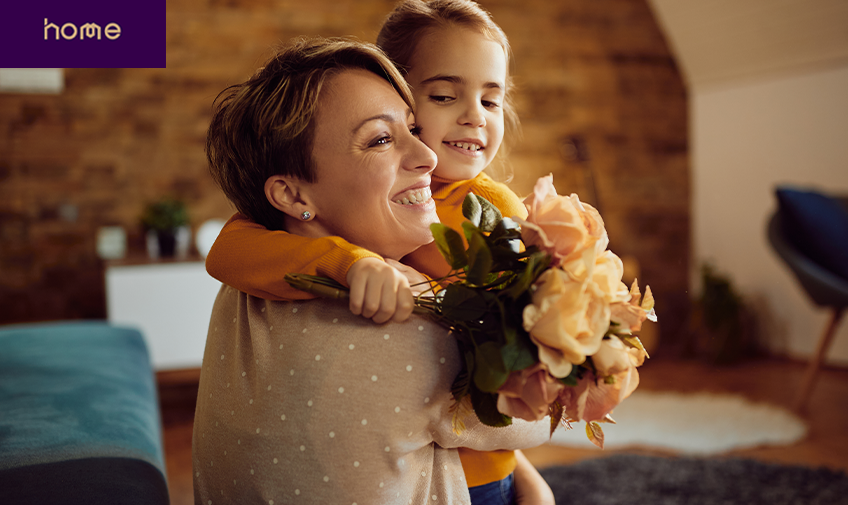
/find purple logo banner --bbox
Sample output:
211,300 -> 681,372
0,0 -> 166,68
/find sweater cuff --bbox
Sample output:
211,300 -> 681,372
316,242 -> 384,286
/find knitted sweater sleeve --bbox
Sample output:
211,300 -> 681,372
205,213 -> 383,301
469,173 -> 529,221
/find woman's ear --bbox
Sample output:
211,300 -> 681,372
264,175 -> 312,219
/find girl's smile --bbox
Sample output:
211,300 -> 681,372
444,138 -> 486,157
405,26 -> 507,183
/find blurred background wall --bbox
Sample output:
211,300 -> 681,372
649,0 -> 848,364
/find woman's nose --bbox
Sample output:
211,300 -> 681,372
459,100 -> 486,127
404,135 -> 437,173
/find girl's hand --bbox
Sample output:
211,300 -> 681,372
346,257 -> 415,324
384,259 -> 431,296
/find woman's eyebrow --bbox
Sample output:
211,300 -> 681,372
352,108 -> 413,134
419,74 -> 503,90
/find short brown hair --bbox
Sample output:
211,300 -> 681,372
206,38 -> 414,231
377,0 -> 518,180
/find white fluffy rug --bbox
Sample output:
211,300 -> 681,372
548,391 -> 808,455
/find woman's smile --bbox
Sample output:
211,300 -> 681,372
305,68 -> 439,260
393,185 -> 434,206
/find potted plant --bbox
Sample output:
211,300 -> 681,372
141,198 -> 189,258
687,263 -> 761,364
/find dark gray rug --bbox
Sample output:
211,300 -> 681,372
539,454 -> 848,505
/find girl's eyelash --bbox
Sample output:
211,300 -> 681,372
410,125 -> 423,136
429,95 -> 501,108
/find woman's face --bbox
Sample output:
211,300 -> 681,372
306,68 -> 439,260
405,26 -> 507,182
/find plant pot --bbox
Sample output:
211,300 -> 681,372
146,227 -> 191,259
157,230 -> 177,257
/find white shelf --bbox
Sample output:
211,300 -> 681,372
106,261 -> 222,370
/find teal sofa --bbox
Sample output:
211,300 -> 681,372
0,321 -> 169,504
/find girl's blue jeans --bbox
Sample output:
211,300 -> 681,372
468,473 -> 515,505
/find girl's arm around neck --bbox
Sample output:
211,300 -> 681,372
205,213 -> 382,300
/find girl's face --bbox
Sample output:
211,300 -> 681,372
405,26 -> 507,182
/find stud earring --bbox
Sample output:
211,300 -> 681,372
301,211 -> 311,221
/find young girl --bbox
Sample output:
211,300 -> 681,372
205,1 -> 553,502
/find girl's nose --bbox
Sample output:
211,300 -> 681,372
459,100 -> 486,127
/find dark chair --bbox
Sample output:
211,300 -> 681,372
767,188 -> 848,412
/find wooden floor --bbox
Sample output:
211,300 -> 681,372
159,357 -> 848,505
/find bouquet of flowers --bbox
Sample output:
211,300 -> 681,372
287,175 -> 656,448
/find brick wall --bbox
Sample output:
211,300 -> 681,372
0,0 -> 688,341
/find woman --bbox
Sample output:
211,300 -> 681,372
193,38 -> 549,504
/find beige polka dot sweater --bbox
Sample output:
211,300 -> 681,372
193,286 -> 550,504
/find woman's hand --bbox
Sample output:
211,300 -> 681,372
513,450 -> 556,505
346,257 -> 416,324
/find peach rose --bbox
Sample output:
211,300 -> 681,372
496,363 -> 565,421
592,250 -> 629,304
592,337 -> 647,377
559,338 -> 644,423
522,268 -> 610,378
516,175 -> 607,277
557,365 -> 640,423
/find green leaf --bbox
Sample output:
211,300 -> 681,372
464,347 -> 476,371
141,198 -> 189,231
473,341 -> 508,392
450,366 -> 471,401
558,365 -> 582,387
461,193 -> 504,232
488,217 -> 522,254
501,323 -> 517,345
460,220 -> 478,244
559,376 -> 578,387
466,229 -> 493,286
470,386 -> 512,427
474,194 -> 503,233
430,223 -> 468,270
501,336 -> 537,373
462,193 -> 483,227
439,285 -> 488,321
507,251 -> 550,299
489,216 -> 521,240
487,221 -> 524,272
